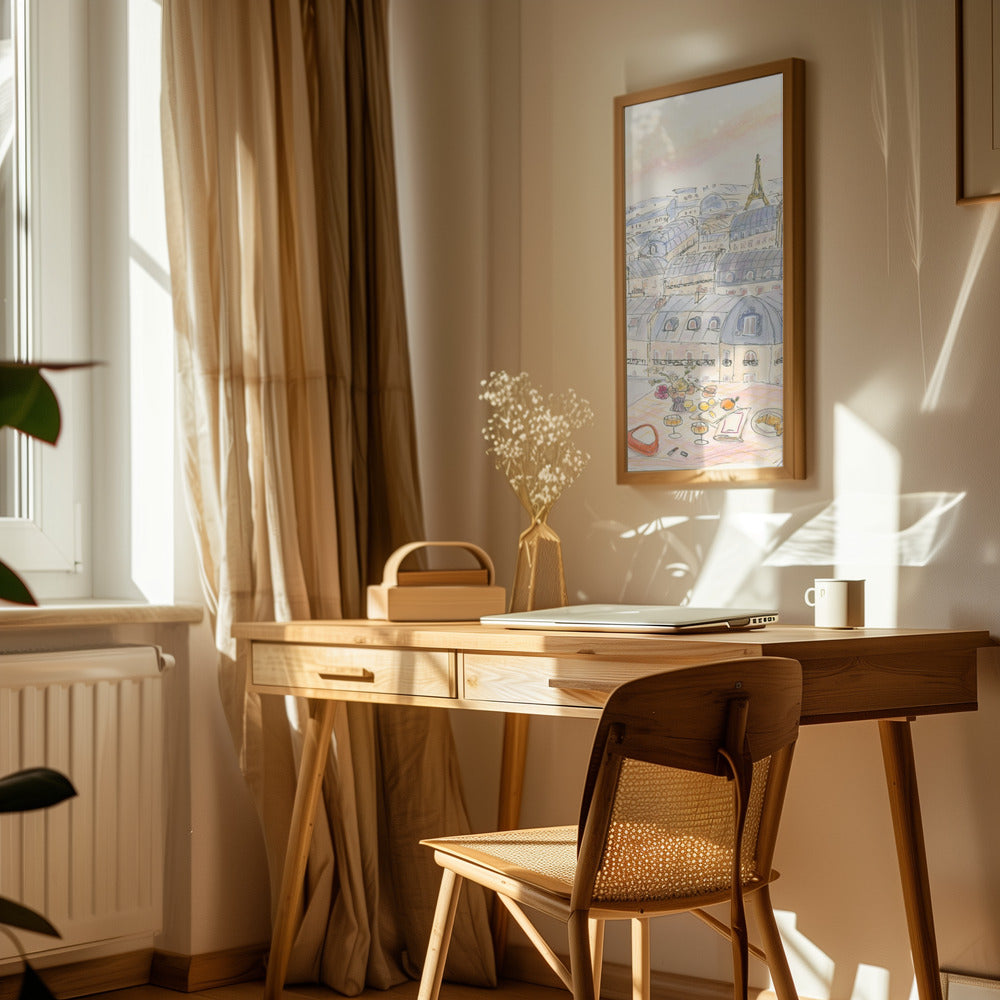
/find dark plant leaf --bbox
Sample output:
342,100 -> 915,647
0,768 -> 76,813
19,961 -> 58,1000
0,561 -> 36,607
0,897 -> 60,938
0,361 -> 98,444
0,365 -> 61,444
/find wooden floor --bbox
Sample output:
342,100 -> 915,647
99,980 -> 564,1000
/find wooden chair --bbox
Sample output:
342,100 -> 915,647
416,657 -> 803,1000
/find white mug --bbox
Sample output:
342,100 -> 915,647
804,578 -> 865,628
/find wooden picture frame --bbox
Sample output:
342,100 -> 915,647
956,0 -> 1000,203
615,58 -> 805,485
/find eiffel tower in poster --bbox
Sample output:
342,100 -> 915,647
744,152 -> 770,208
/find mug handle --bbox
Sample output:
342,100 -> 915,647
804,586 -> 816,607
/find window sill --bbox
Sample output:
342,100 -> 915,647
0,601 -> 204,630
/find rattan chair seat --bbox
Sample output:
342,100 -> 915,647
423,825 -> 578,896
423,811 -> 771,906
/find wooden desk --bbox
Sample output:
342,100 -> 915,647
233,620 -> 991,1000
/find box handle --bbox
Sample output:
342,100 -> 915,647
380,541 -> 496,586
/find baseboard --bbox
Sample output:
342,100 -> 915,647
0,939 -> 773,1000
503,942 -> 769,1000
0,949 -> 153,1000
150,943 -> 268,992
0,942 -> 269,998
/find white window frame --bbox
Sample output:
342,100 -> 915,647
0,0 -> 91,600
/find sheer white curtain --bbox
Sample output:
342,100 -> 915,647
160,0 -> 495,992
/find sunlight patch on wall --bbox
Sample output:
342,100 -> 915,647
833,404 -> 899,626
620,515 -> 690,538
851,964 -> 891,1000
772,911 -> 895,1000
128,0 -> 174,602
870,1 -> 890,274
686,490 -> 784,607
922,204 -> 999,412
614,486 -> 963,610
774,909 -> 835,1000
763,492 -> 964,570
901,0 -> 927,390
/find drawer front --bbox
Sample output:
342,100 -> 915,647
253,643 -> 456,698
463,654 -> 661,710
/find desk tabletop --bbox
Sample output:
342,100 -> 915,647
235,620 -> 992,724
233,618 -> 991,659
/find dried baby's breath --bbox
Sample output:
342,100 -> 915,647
479,370 -> 593,522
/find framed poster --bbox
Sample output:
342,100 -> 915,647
956,0 -> 1000,203
615,58 -> 805,485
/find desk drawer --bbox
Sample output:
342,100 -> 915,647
253,643 -> 456,698
463,654 -> 660,710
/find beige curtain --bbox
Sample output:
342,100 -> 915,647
160,0 -> 495,993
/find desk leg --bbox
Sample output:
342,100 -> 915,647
491,713 -> 530,968
264,699 -> 337,1000
878,719 -> 944,1000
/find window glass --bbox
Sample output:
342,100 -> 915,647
0,0 -> 19,516
0,0 -> 90,597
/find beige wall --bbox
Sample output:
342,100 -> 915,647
391,1 -> 1000,998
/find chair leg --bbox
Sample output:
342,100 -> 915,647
749,886 -> 798,1000
732,913 -> 749,1000
418,867 -> 464,1000
568,910 -> 597,1000
631,918 -> 650,1000
589,918 -> 606,998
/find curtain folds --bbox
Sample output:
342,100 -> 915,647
160,0 -> 495,993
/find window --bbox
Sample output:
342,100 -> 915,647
686,316 -> 701,331
0,0 -> 91,599
0,1 -> 176,603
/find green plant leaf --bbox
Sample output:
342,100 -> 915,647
19,961 -> 58,1000
0,361 -> 98,444
0,768 -> 76,813
0,365 -> 61,444
0,561 -> 36,606
0,898 -> 60,938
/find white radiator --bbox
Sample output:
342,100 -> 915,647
0,646 -> 168,959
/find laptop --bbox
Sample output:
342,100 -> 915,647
481,603 -> 779,634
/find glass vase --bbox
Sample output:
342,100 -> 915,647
509,518 -> 567,612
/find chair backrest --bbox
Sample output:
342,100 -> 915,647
572,656 -> 802,910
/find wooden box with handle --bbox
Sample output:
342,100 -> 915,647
366,541 -> 507,621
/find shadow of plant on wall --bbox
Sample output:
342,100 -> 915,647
0,360 -> 83,999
